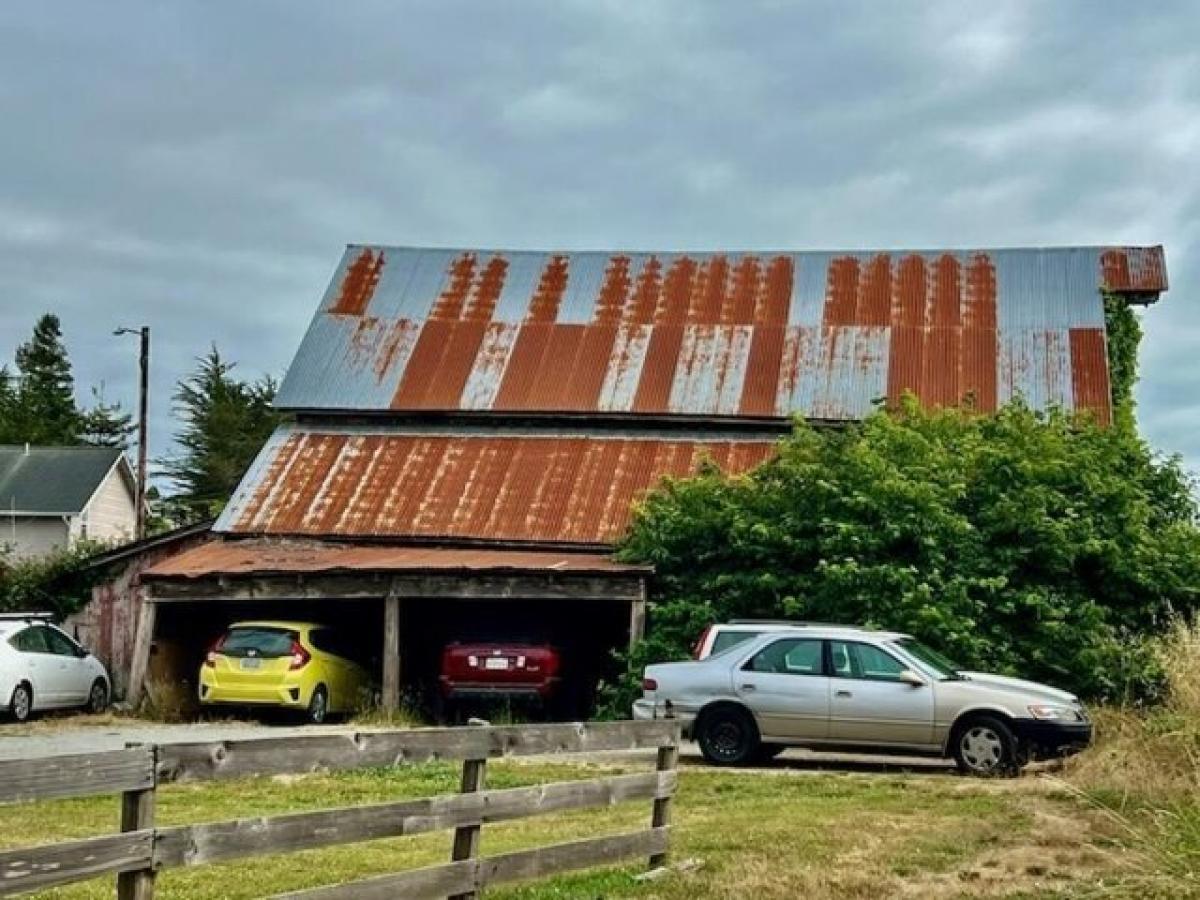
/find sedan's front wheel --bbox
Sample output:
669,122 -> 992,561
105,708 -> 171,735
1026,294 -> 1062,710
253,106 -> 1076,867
697,706 -> 759,766
953,715 -> 1019,777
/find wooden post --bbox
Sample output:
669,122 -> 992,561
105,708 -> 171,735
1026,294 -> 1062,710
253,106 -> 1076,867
628,592 -> 647,650
448,757 -> 486,900
382,592 -> 400,713
126,599 -> 157,709
648,740 -> 678,868
116,744 -> 156,899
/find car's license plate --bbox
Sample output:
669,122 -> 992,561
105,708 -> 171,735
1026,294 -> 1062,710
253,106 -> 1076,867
240,658 -> 262,670
484,657 -> 509,670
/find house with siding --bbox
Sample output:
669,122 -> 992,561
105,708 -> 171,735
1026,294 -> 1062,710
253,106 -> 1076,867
0,445 -> 137,560
131,244 -> 1169,711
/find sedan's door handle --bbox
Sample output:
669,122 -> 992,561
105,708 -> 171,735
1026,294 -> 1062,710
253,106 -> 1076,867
835,690 -> 853,698
740,684 -> 757,692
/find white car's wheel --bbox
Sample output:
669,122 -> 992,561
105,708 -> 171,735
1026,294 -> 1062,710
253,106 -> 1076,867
87,679 -> 109,715
9,683 -> 32,723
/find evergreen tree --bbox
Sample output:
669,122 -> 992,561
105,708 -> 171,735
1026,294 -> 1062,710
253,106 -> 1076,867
0,368 -> 18,443
78,385 -> 134,449
0,316 -> 137,449
161,346 -> 280,518
11,314 -> 79,444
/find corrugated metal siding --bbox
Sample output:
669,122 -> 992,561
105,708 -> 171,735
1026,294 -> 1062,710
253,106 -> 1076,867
144,541 -> 649,579
215,426 -> 778,544
276,245 -> 1165,421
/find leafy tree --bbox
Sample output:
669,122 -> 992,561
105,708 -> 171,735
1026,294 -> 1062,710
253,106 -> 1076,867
604,401 -> 1200,711
160,346 -> 280,519
1105,293 -> 1143,431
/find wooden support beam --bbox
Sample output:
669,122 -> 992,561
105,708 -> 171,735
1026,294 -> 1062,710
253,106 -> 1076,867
382,593 -> 400,714
126,600 -> 157,710
628,593 -> 647,650
146,573 -> 645,603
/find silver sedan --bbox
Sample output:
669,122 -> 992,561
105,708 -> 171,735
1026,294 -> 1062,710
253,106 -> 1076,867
633,626 -> 1091,775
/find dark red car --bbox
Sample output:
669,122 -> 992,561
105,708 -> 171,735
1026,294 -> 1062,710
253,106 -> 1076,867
438,642 -> 562,712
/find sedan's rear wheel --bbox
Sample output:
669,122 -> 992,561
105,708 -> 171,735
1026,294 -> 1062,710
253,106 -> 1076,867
697,706 -> 759,766
953,715 -> 1019,777
9,683 -> 32,723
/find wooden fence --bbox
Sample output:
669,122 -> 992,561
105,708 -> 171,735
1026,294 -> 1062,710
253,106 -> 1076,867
0,720 -> 680,899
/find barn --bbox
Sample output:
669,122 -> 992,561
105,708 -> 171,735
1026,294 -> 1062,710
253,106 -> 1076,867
134,243 -> 1168,714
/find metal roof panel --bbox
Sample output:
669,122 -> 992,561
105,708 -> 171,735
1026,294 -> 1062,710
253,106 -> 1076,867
215,425 -> 779,545
275,245 -> 1167,421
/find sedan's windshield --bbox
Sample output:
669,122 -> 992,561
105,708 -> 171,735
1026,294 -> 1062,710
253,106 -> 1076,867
892,638 -> 963,680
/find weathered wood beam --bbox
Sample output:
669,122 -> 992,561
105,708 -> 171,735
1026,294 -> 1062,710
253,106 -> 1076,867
271,828 -> 670,900
0,830 -> 153,896
0,747 -> 155,804
156,721 -> 680,783
153,772 -> 674,869
145,573 -> 645,603
382,591 -> 401,713
125,601 -> 157,710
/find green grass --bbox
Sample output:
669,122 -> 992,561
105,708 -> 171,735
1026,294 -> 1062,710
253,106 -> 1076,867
4,759 -> 1136,900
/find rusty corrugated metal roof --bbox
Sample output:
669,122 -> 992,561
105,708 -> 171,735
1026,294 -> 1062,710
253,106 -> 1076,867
214,425 -> 778,545
274,245 -> 1165,422
143,539 -> 648,580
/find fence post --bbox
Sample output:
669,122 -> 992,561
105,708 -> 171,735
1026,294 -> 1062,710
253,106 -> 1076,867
117,744 -> 157,900
448,756 -> 487,900
648,732 -> 679,868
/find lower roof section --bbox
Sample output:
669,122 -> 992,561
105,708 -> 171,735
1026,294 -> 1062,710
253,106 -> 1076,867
143,539 -> 651,580
215,425 -> 778,545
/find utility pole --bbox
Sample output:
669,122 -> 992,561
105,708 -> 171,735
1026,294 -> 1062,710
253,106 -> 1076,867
115,326 -> 150,540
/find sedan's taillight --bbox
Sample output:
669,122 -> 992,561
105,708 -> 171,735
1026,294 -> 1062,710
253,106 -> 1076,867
289,640 -> 311,670
642,677 -> 658,692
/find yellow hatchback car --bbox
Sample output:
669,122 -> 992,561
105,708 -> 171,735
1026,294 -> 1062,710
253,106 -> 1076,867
199,621 -> 372,723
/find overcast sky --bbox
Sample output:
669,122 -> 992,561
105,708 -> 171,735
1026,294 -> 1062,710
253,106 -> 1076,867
0,1 -> 1196,479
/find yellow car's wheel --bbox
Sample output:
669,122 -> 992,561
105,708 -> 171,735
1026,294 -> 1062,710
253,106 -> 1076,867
306,685 -> 329,725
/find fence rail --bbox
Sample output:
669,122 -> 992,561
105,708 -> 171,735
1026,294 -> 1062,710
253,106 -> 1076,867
0,720 -> 680,899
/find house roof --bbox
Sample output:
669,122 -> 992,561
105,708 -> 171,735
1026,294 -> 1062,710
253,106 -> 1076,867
142,539 -> 650,580
273,244 -> 1167,424
0,445 -> 130,516
214,424 -> 777,546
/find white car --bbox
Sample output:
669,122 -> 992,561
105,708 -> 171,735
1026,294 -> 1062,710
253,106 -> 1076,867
0,613 -> 111,722
691,620 -> 862,659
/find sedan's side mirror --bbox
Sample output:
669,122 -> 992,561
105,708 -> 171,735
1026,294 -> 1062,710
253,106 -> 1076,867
899,669 -> 926,687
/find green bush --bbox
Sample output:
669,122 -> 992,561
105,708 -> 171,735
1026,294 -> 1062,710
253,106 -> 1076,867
0,542 -> 107,619
601,401 -> 1200,714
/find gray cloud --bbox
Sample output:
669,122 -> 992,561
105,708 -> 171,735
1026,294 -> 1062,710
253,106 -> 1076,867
0,0 -> 1197,474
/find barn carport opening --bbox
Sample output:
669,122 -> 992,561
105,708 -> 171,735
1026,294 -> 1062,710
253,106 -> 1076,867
403,595 -> 636,721
136,539 -> 650,722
